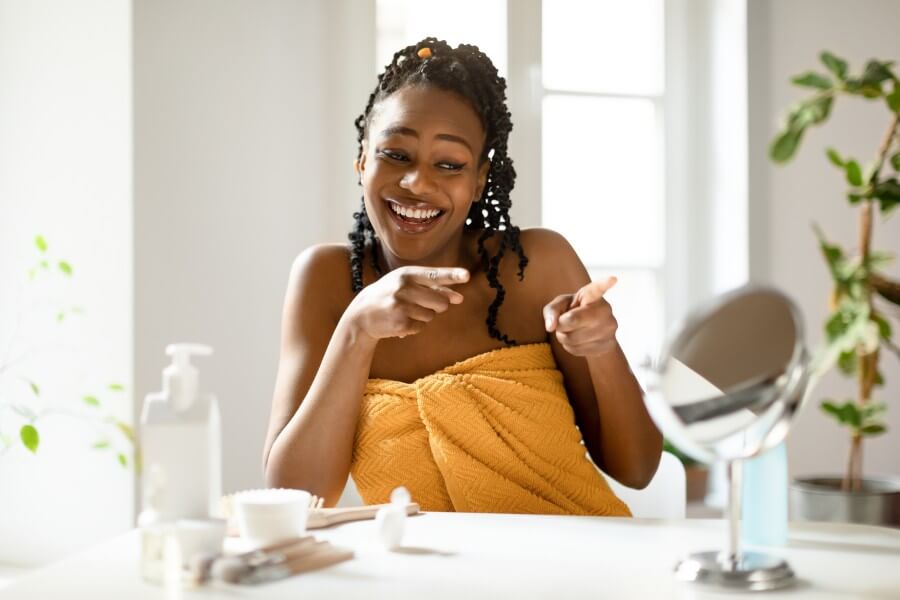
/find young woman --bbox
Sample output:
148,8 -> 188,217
263,38 -> 661,514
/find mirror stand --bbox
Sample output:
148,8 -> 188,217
674,459 -> 796,591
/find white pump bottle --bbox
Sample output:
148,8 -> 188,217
140,343 -> 222,521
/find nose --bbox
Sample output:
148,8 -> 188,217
399,165 -> 438,196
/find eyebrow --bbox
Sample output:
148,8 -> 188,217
378,125 -> 474,154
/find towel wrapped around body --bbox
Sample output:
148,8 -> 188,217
351,342 -> 631,516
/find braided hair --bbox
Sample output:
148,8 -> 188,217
350,37 -> 528,345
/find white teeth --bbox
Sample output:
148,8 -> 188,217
389,202 -> 441,220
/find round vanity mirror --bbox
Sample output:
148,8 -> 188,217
644,285 -> 811,591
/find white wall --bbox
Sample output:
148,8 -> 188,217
0,0 -> 133,565
133,0 -> 373,501
748,0 -> 900,478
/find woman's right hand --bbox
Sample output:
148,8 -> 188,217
342,266 -> 469,341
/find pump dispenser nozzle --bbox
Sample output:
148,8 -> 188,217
163,343 -> 213,412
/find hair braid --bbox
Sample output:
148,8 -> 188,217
349,37 -> 528,344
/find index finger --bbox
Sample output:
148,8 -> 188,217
403,267 -> 470,286
570,276 -> 618,308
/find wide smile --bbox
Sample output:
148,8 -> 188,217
383,199 -> 445,234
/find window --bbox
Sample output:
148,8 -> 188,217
541,0 -> 665,366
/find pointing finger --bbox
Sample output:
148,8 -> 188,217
404,267 -> 470,287
571,276 -> 618,309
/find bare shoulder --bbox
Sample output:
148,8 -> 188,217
286,243 -> 354,322
517,228 -> 590,298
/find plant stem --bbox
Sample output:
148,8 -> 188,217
846,113 -> 899,491
868,112 -> 900,184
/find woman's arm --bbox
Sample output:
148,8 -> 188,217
263,246 -> 468,505
522,229 -> 662,489
263,245 -> 377,505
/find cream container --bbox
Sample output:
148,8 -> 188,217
233,488 -> 311,545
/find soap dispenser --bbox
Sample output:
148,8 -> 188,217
140,343 -> 222,522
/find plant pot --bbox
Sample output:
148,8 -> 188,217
685,466 -> 709,503
790,476 -> 900,527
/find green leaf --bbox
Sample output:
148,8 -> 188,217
873,178 -> 900,214
861,84 -> 883,99
845,78 -> 864,93
92,440 -> 110,449
117,453 -> 128,468
873,370 -> 884,387
56,311 -> 66,323
116,421 -> 135,443
806,95 -> 833,124
826,147 -> 845,168
663,439 -> 700,467
108,383 -> 125,392
845,160 -> 863,186
27,380 -> 40,396
865,251 -> 895,271
792,72 -> 832,90
837,350 -> 857,375
82,395 -> 100,408
35,235 -> 48,253
873,313 -> 892,340
820,400 -> 862,428
58,261 -> 72,276
861,402 -> 887,419
20,424 -> 39,453
817,298 -> 879,374
848,193 -> 864,205
860,424 -> 887,436
813,224 -> 844,280
887,86 -> 900,112
891,152 -> 900,172
770,128 -> 804,163
861,60 -> 895,87
820,51 -> 848,80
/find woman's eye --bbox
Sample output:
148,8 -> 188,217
378,149 -> 408,162
437,162 -> 465,171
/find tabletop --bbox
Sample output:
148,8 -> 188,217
3,512 -> 899,599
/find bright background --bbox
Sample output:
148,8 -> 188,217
1,0 -> 899,571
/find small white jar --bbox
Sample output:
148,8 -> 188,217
233,488 -> 311,545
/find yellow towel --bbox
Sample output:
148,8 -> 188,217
351,343 -> 631,516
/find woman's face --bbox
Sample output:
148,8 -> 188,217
359,85 -> 489,264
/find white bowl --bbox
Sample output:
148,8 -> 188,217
232,488 -> 311,545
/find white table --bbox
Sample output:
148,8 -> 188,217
3,513 -> 899,599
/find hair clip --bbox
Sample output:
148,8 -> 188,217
417,47 -> 433,59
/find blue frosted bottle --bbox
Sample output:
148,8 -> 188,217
741,441 -> 788,547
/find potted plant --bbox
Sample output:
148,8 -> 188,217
770,51 -> 900,526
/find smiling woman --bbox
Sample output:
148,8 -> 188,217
262,38 -> 662,513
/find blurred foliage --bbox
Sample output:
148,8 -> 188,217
0,236 -> 135,470
770,52 -> 900,488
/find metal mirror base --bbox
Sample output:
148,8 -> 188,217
674,551 -> 796,591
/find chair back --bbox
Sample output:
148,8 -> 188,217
605,451 -> 686,519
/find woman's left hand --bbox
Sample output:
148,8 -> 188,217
542,276 -> 619,357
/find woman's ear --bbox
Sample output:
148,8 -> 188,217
473,160 -> 490,202
355,144 -> 368,183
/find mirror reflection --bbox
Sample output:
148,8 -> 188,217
652,287 -> 809,464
